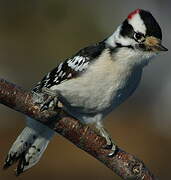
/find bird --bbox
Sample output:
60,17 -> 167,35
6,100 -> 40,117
3,9 -> 167,175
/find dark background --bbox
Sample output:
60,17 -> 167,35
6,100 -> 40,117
0,1 -> 171,179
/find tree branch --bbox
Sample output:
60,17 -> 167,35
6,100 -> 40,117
0,78 -> 157,180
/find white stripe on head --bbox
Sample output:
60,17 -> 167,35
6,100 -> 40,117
106,25 -> 135,47
128,13 -> 146,34
106,9 -> 147,48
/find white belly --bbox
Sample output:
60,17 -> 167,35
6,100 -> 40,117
50,51 -> 142,120
57,68 -> 141,114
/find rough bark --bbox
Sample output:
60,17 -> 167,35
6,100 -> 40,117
0,78 -> 157,180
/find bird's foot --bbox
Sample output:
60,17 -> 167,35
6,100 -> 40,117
40,87 -> 61,111
96,126 -> 117,157
103,137 -> 117,157
32,88 -> 62,111
40,95 -> 58,111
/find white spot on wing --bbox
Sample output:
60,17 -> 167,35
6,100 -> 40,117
67,73 -> 72,78
46,73 -> 50,78
59,71 -> 63,77
67,59 -> 72,64
67,56 -> 88,72
61,72 -> 66,78
54,77 -> 59,82
79,62 -> 89,71
57,62 -> 63,73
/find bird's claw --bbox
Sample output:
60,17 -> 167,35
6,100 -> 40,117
3,153 -> 17,169
96,126 -> 117,157
32,88 -> 59,111
39,96 -> 58,111
103,137 -> 117,157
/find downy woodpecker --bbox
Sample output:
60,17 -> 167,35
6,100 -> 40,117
4,9 -> 168,175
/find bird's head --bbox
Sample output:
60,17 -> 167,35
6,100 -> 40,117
106,9 -> 168,66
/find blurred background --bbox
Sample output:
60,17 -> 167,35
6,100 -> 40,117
0,0 -> 171,179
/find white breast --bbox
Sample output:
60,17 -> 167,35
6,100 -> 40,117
51,49 -> 142,121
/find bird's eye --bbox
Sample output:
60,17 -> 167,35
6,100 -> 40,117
134,32 -> 145,42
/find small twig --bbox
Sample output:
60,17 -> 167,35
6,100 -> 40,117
0,78 -> 157,180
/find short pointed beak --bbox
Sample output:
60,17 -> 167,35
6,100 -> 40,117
153,44 -> 168,52
144,36 -> 168,52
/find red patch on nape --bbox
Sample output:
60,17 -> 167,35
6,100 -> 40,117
127,9 -> 141,20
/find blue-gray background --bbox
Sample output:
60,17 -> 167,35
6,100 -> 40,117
0,1 -> 171,179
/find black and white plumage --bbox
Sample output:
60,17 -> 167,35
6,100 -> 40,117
4,9 -> 167,175
32,41 -> 106,93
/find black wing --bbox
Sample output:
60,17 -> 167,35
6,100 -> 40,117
32,41 -> 105,93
